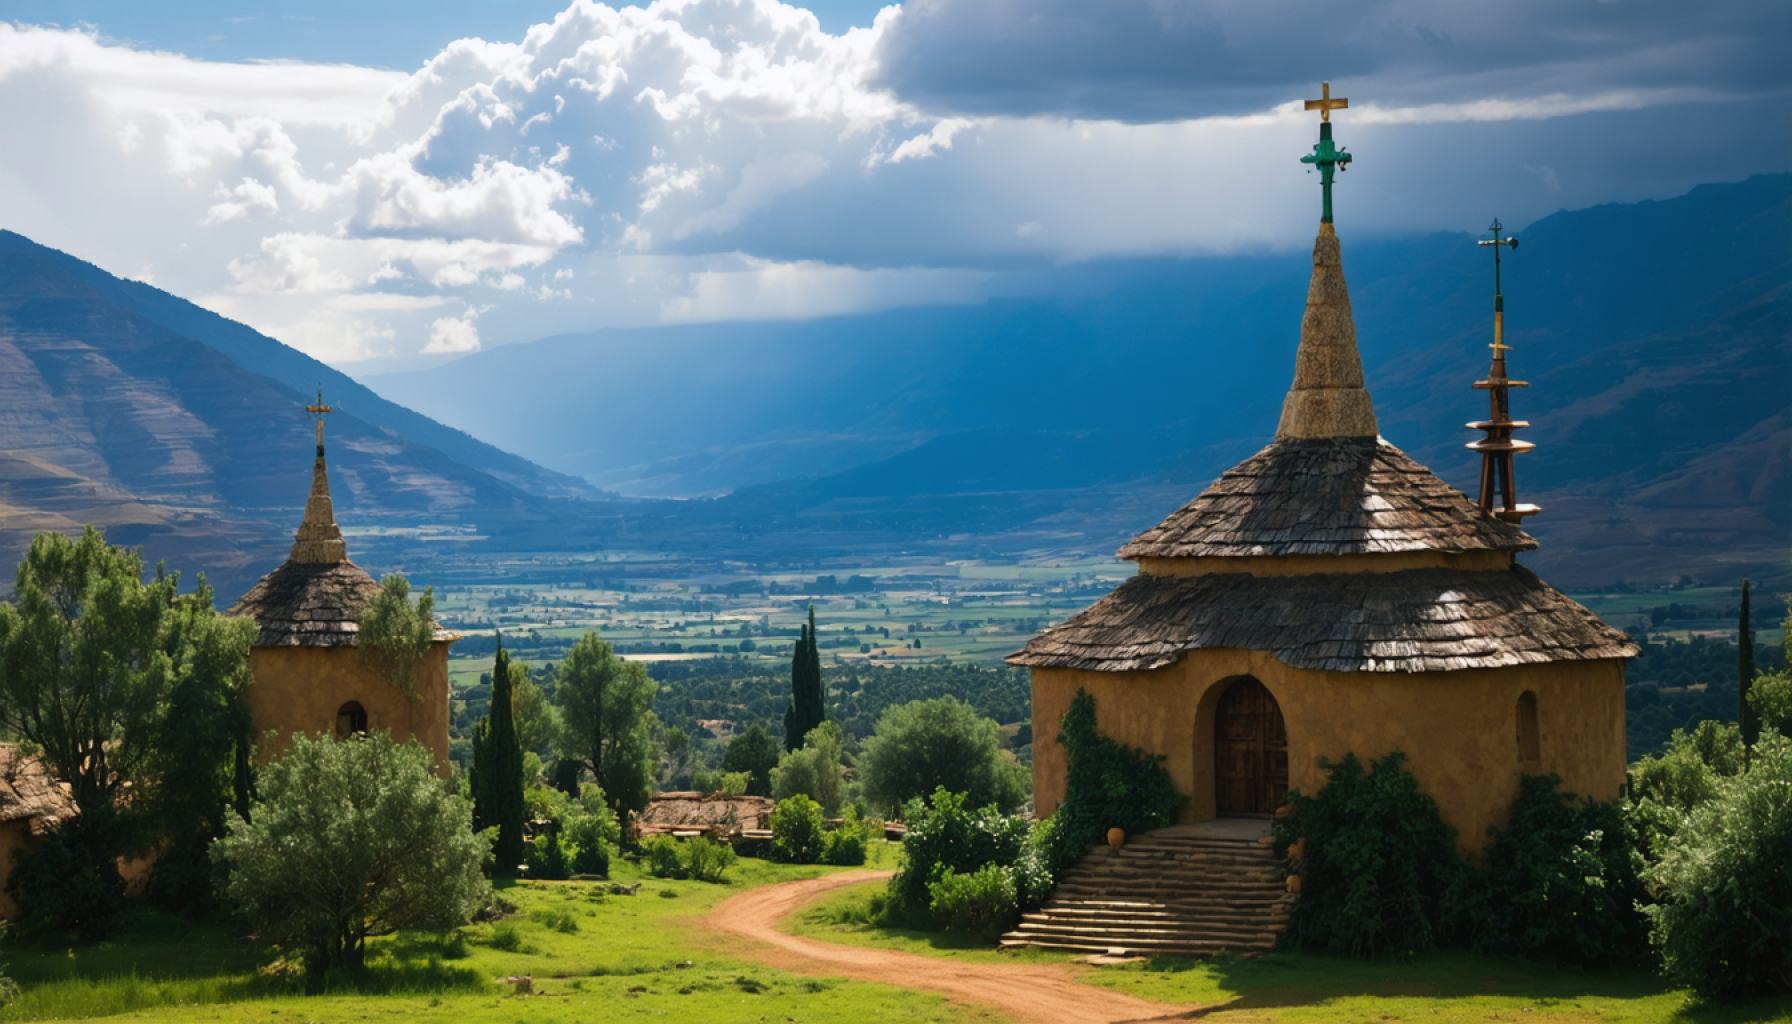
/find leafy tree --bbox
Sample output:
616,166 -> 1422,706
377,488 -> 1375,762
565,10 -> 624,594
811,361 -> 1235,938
0,527 -> 254,925
1038,689 -> 1180,874
1275,752 -> 1466,959
722,723 -> 780,797
1627,720 -> 1746,859
507,665 -> 561,757
772,721 -> 847,814
554,632 -> 660,818
5,816 -> 127,942
859,697 -> 1028,815
472,640 -> 525,875
213,732 -> 490,978
1644,729 -> 1792,998
356,575 -> 435,700
783,605 -> 825,751
1746,609 -> 1792,740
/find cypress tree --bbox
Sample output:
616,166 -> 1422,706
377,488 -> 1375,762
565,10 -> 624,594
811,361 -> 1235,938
782,606 -> 827,751
1739,579 -> 1758,747
485,639 -> 527,875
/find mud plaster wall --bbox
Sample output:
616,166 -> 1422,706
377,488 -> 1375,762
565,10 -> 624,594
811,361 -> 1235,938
247,641 -> 452,776
1030,648 -> 1625,854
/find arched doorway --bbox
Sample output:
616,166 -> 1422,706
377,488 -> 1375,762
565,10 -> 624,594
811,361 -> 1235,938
1214,678 -> 1288,816
335,701 -> 368,738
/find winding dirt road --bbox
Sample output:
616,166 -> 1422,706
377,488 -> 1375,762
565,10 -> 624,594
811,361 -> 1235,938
699,870 -> 1194,1024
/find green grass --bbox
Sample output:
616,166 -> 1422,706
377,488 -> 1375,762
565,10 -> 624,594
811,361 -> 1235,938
3,859 -> 982,1024
788,881 -> 1792,1023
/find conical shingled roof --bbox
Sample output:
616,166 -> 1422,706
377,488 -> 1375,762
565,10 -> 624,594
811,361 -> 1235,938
1118,437 -> 1535,560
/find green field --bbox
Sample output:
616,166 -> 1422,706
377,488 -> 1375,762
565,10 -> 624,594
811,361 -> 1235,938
5,858 -> 977,1024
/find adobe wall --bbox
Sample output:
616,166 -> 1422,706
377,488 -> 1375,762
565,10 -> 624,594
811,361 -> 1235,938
247,640 -> 453,776
1030,647 -> 1626,854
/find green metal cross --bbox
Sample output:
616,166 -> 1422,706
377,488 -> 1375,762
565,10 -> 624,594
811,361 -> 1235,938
1299,82 -> 1352,223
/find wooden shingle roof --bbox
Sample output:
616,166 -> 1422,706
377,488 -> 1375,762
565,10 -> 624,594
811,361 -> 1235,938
1007,566 -> 1637,674
229,559 -> 384,648
1118,437 -> 1536,560
0,743 -> 79,833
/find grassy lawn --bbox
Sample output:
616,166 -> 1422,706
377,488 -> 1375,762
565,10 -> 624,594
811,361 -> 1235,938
792,880 -> 1792,1024
4,859 -> 983,1024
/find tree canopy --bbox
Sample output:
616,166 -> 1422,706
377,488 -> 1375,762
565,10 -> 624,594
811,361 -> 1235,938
772,720 -> 847,814
214,732 -> 489,977
722,723 -> 780,797
554,631 -> 659,817
356,574 -> 435,700
858,696 -> 1029,815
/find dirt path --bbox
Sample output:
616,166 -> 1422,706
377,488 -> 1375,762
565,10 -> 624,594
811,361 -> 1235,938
700,870 -> 1194,1024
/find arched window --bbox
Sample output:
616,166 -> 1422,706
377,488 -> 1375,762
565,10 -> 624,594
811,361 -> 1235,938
1515,691 -> 1540,765
336,701 -> 368,738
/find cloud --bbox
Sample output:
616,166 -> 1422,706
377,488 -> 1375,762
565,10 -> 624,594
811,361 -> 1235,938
423,305 -> 488,355
0,3 -> 1780,370
871,0 -> 1791,123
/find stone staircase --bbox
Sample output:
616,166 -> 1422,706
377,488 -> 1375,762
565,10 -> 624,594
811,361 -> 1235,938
1000,819 -> 1293,958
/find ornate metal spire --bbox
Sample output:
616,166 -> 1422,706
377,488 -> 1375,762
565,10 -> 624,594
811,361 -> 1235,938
291,388 -> 348,564
1300,82 -> 1351,223
1466,219 -> 1540,522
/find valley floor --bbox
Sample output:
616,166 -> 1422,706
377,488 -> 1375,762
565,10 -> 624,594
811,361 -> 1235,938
9,858 -> 1791,1024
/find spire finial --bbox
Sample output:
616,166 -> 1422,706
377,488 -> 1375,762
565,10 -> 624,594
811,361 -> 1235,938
305,386 -> 333,457
1466,218 -> 1540,522
1300,81 -> 1352,223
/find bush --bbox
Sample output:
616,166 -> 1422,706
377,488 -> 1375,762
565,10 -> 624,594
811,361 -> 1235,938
525,830 -> 571,880
565,815 -> 612,877
1473,774 -> 1649,966
1039,689 -> 1181,875
1275,751 -> 1465,959
644,835 -> 684,879
1644,729 -> 1792,998
213,732 -> 491,976
1627,720 -> 1745,859
822,815 -> 869,866
927,864 -> 1019,937
858,698 -> 1029,815
888,788 -> 1038,926
771,794 -> 826,864
718,771 -> 751,798
4,813 -> 127,943
682,837 -> 737,883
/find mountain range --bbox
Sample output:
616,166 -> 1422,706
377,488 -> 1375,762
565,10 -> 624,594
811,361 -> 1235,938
0,175 -> 1785,592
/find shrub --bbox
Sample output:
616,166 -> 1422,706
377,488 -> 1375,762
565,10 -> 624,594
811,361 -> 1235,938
565,815 -> 612,877
888,788 -> 1034,926
487,922 -> 525,951
859,698 -> 1029,815
718,771 -> 751,798
1627,720 -> 1745,859
526,830 -> 571,881
682,837 -> 737,883
644,835 -> 684,879
1473,774 -> 1649,966
1644,729 -> 1792,998
927,864 -> 1019,938
822,815 -> 869,866
5,813 -> 127,943
1275,751 -> 1465,959
1040,689 -> 1181,875
771,794 -> 826,864
213,732 -> 491,976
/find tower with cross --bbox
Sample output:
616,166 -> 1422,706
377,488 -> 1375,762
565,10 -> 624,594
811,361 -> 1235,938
1299,81 -> 1351,223
305,387 -> 332,457
1466,219 -> 1540,522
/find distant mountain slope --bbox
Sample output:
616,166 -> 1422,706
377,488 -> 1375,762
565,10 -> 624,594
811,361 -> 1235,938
0,232 -> 595,503
0,235 -> 585,588
372,175 -> 1791,583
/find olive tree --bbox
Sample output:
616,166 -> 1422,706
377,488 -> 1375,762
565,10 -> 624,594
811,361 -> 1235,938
858,697 -> 1029,815
214,732 -> 490,977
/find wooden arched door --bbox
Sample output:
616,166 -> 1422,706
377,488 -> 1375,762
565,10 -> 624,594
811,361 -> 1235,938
1214,678 -> 1288,815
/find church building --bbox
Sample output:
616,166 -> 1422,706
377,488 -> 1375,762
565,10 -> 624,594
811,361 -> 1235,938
229,394 -> 455,774
1009,88 -> 1636,852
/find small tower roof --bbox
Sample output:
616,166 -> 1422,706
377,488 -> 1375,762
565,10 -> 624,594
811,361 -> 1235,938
290,388 -> 347,564
1275,223 -> 1378,440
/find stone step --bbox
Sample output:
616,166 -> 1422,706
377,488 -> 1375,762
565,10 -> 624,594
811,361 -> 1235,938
1044,898 -> 1292,915
1016,920 -> 1281,942
999,932 -> 1279,956
1026,906 -> 1291,925
1054,879 -> 1285,897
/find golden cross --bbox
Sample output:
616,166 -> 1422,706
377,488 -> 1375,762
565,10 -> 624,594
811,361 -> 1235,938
305,387 -> 333,453
1304,81 -> 1348,123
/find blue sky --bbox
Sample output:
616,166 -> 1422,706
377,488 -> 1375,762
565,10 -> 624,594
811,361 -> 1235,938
0,1 -> 1783,370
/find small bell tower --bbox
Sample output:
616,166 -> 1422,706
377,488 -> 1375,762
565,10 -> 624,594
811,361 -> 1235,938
1466,218 -> 1540,522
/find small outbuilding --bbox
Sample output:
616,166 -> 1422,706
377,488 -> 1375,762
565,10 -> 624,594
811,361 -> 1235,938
0,743 -> 79,919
